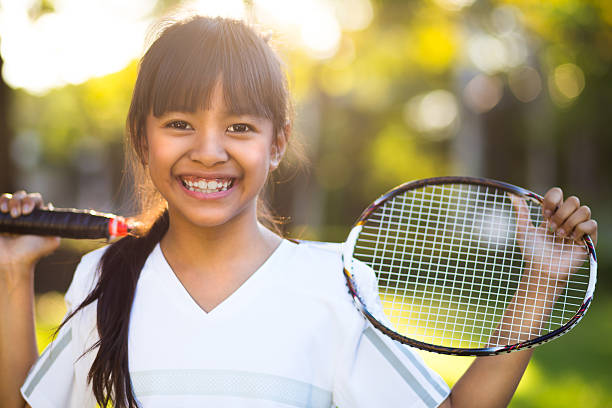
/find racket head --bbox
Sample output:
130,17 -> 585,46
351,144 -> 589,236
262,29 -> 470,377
343,176 -> 597,356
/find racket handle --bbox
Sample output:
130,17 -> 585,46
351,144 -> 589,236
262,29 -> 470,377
0,208 -> 131,239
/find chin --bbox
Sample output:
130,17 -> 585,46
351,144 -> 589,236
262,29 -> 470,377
170,204 -> 254,230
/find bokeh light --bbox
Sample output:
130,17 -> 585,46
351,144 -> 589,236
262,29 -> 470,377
433,0 -> 476,12
508,66 -> 542,103
405,90 -> 459,138
549,63 -> 585,106
467,34 -> 510,74
463,74 -> 503,113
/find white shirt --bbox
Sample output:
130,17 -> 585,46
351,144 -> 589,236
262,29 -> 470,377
22,239 -> 449,407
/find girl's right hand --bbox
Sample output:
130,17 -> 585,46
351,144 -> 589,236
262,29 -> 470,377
0,191 -> 60,280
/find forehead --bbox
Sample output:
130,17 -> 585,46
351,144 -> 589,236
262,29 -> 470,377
150,73 -> 273,121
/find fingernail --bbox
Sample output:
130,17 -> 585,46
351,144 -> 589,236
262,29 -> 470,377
0,202 -> 6,212
557,228 -> 565,237
549,222 -> 557,232
23,203 -> 32,213
10,207 -> 18,217
544,210 -> 552,218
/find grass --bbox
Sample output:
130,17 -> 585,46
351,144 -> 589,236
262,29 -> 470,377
34,291 -> 612,407
419,295 -> 612,407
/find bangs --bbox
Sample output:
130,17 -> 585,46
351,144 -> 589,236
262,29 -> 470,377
144,18 -> 285,124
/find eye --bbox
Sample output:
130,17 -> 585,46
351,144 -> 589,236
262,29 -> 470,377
227,123 -> 252,133
165,120 -> 193,130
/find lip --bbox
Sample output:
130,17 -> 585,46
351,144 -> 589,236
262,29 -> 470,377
177,172 -> 237,180
177,176 -> 236,200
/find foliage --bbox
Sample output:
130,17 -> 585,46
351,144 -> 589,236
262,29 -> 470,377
11,62 -> 137,165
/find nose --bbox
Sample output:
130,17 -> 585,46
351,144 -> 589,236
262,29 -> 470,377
188,128 -> 229,167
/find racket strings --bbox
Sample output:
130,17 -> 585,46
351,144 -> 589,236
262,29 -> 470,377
353,184 -> 590,349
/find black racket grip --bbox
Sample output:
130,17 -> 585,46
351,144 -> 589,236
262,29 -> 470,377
0,208 -> 126,239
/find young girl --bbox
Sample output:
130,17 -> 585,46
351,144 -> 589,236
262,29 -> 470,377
0,16 -> 598,408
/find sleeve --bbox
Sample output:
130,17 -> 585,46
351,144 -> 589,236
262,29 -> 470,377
64,245 -> 108,312
334,258 -> 450,408
334,322 -> 450,408
20,246 -> 107,408
20,315 -> 77,408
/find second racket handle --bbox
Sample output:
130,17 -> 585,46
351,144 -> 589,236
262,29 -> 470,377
0,208 -> 129,239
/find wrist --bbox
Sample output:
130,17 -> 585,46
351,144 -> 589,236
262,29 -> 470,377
0,262 -> 36,293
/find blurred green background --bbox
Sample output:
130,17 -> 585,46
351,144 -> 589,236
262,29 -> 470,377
1,0 -> 610,406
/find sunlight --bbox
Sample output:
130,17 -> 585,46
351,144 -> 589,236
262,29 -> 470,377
0,0 -> 373,94
0,0 -> 155,94
332,0 -> 373,31
254,0 -> 343,59
185,0 -> 246,19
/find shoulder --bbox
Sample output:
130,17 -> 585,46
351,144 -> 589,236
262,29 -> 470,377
292,239 -> 343,262
280,240 -> 355,301
288,240 -> 343,274
64,244 -> 109,311
283,239 -> 379,296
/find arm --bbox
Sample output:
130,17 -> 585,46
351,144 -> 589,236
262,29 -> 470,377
440,188 -> 598,408
0,192 -> 60,408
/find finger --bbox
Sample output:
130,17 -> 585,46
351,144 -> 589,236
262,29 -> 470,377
557,205 -> 591,239
549,196 -> 580,232
571,219 -> 598,246
0,193 -> 13,212
542,187 -> 563,219
21,193 -> 44,214
7,190 -> 27,218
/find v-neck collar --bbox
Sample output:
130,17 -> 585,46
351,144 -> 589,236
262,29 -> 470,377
150,239 -> 293,319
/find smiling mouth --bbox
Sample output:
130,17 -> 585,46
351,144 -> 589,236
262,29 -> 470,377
179,176 -> 235,194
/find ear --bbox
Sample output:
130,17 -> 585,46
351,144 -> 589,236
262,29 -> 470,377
270,121 -> 291,170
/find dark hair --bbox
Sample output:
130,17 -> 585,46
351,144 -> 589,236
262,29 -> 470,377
59,15 -> 292,408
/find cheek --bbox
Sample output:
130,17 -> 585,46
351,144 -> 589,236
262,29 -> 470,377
244,144 -> 273,177
146,138 -> 180,183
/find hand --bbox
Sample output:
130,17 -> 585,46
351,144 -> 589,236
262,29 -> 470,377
510,187 -> 597,283
489,189 -> 597,345
0,191 -> 60,279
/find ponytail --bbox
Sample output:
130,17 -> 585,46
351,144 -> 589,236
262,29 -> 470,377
58,210 -> 169,408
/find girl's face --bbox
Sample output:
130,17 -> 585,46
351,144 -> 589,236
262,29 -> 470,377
144,83 -> 284,229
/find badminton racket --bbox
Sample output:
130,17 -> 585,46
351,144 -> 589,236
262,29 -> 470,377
342,176 -> 596,356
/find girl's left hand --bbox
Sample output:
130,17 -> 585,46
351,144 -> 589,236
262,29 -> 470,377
510,187 -> 597,283
542,187 -> 598,246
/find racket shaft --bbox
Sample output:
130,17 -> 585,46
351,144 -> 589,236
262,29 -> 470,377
0,208 -> 126,239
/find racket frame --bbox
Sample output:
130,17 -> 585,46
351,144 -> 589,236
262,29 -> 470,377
342,176 -> 597,356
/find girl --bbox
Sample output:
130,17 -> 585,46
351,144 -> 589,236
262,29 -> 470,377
0,15 -> 598,408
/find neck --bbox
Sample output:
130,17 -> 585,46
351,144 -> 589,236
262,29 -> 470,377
160,205 -> 281,279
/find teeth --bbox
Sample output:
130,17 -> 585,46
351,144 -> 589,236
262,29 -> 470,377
182,178 -> 232,194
